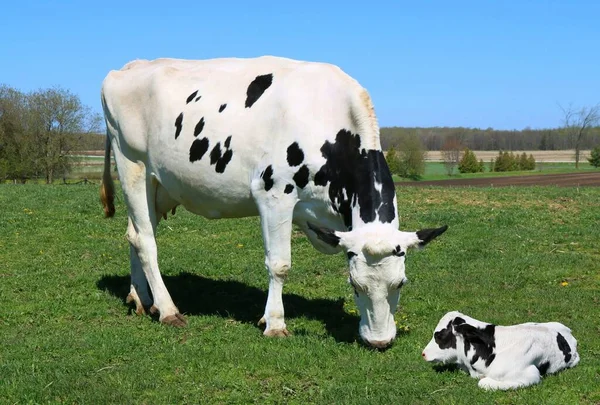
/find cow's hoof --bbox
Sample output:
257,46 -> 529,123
264,328 -> 291,337
257,316 -> 266,326
161,313 -> 187,327
126,293 -> 146,315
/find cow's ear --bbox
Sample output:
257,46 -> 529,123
415,225 -> 448,247
307,222 -> 340,247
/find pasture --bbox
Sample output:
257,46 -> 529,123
1,184 -> 599,404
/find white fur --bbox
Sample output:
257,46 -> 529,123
422,311 -> 580,390
100,55 -> 443,346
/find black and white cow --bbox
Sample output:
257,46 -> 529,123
99,56 -> 447,348
422,311 -> 580,390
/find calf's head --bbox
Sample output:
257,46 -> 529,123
308,222 -> 448,349
422,311 -> 496,367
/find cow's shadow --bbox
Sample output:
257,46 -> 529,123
97,271 -> 360,344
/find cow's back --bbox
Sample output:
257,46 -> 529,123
101,56 -> 382,221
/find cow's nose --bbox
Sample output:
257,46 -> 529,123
367,339 -> 393,350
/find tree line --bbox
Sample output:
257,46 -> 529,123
381,124 -> 600,152
0,85 -> 102,183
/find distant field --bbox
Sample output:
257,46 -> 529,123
425,150 -> 591,163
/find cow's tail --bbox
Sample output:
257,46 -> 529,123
100,134 -> 116,218
352,87 -> 381,150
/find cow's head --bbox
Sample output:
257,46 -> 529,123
308,222 -> 448,349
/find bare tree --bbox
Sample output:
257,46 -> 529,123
28,87 -> 102,183
441,136 -> 462,176
559,103 -> 600,168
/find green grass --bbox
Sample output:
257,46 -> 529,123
1,184 -> 599,404
393,162 -> 598,182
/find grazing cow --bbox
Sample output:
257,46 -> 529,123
422,311 -> 580,390
99,56 -> 447,348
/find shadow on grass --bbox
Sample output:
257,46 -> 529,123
97,271 -> 360,344
433,363 -> 460,373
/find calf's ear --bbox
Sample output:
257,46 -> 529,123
307,222 -> 340,247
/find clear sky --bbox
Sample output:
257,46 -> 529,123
1,0 -> 598,130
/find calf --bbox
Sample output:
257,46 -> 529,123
422,311 -> 579,390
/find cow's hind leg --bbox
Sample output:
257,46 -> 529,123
113,151 -> 186,327
251,180 -> 297,337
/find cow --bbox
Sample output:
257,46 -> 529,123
99,55 -> 448,349
422,311 -> 580,390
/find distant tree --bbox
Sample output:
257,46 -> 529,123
518,152 -> 528,170
441,136 -> 462,176
27,87 -> 101,183
588,145 -> 600,168
385,146 -> 400,175
396,133 -> 426,180
527,154 -> 536,170
559,103 -> 600,168
458,148 -> 483,173
0,85 -> 36,182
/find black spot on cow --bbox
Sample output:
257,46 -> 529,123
245,74 -> 273,108
284,184 -> 294,194
536,361 -> 550,376
210,143 -> 222,165
189,137 -> 209,163
293,165 -> 309,189
194,117 -> 205,137
556,333 -> 572,363
346,251 -> 356,260
195,96 -> 201,102
287,142 -> 304,166
219,104 -> 227,113
314,129 -> 396,228
174,113 -> 184,139
261,165 -> 274,191
215,149 -> 233,173
186,90 -> 199,104
434,321 -> 457,350
204,136 -> 234,173
456,323 -> 496,367
393,245 -> 405,257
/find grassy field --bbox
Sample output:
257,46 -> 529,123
393,162 -> 597,182
1,184 -> 599,404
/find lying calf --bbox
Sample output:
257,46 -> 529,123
422,311 -> 579,390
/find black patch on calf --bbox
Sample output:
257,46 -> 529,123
287,142 -> 304,166
186,90 -> 199,104
556,333 -> 572,363
314,129 -> 396,228
434,321 -> 457,350
174,113 -> 184,139
261,165 -> 274,191
245,74 -> 273,108
284,184 -> 294,194
456,323 -> 496,367
189,137 -> 209,163
537,361 -> 550,376
293,165 -> 309,189
195,96 -> 201,102
347,251 -> 356,260
194,117 -> 205,137
210,143 -> 222,165
224,135 -> 232,149
219,104 -> 227,113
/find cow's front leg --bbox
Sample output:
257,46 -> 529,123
252,178 -> 296,337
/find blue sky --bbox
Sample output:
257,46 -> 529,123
1,0 -> 598,130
